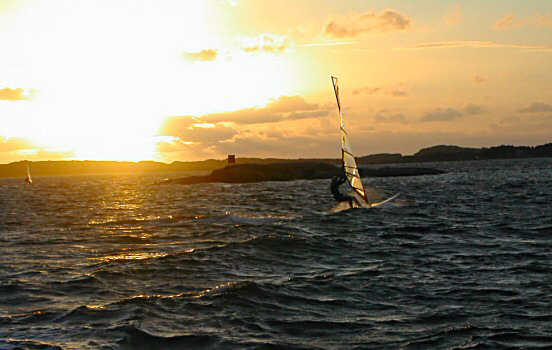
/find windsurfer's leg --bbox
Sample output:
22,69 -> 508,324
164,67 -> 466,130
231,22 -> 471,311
345,195 -> 360,208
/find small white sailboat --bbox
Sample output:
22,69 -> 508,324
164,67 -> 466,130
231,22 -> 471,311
25,163 -> 33,184
331,76 -> 399,208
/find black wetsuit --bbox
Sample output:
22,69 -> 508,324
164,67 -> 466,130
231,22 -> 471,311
330,176 -> 359,208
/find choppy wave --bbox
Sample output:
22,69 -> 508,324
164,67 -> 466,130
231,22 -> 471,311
1,159 -> 552,349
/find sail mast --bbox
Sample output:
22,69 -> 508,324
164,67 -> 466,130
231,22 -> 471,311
331,76 -> 369,206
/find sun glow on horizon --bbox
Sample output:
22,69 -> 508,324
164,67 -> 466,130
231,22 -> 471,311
0,0 -> 302,162
2,1 -> 551,163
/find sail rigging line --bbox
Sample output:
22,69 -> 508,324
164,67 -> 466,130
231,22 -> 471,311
331,76 -> 370,206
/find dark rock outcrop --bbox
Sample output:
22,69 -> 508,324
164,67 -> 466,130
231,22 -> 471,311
157,162 -> 446,185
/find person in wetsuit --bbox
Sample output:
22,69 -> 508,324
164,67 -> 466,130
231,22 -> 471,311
330,176 -> 360,208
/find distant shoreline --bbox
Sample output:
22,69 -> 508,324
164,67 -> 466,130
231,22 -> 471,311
1,142 -> 550,178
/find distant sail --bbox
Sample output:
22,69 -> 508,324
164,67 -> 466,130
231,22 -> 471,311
331,76 -> 369,207
25,164 -> 33,184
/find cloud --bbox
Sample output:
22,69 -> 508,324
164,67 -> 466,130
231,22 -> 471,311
157,130 -> 340,161
390,89 -> 407,97
302,41 -> 356,47
159,117 -> 238,143
494,14 -> 520,29
445,4 -> 462,26
0,137 -> 34,152
156,139 -> 220,161
23,149 -> 75,160
0,88 -> 33,100
264,95 -> 320,113
519,102 -> 552,113
473,74 -> 489,83
206,128 -> 552,160
374,113 -> 407,124
324,9 -> 411,38
494,13 -> 552,29
182,49 -> 218,61
158,124 -> 552,161
465,103 -> 486,115
403,41 -> 552,52
175,124 -> 238,143
159,116 -> 197,135
353,85 -> 408,97
499,116 -> 520,126
536,13 -> 552,27
199,96 -> 330,125
242,34 -> 291,53
420,108 -> 463,122
490,114 -> 552,134
0,137 -> 74,162
352,87 -> 381,95
287,110 -> 330,120
420,103 -> 488,122
216,134 -> 337,158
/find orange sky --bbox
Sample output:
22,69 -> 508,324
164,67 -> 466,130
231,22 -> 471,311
1,0 -> 551,162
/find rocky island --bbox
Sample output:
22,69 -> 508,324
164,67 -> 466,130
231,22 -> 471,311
156,162 -> 446,185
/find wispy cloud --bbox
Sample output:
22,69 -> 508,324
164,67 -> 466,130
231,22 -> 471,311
465,103 -> 486,115
535,13 -> 552,27
324,9 -> 411,38
420,108 -> 463,122
445,4 -> 462,26
374,113 -> 407,124
302,41 -> 356,47
242,33 -> 291,53
160,118 -> 238,144
494,13 -> 552,29
176,124 -> 238,143
390,89 -> 407,97
353,87 -> 381,95
0,137 -> 34,152
199,96 -> 329,125
0,136 -> 73,161
519,102 -> 552,113
182,49 -> 218,61
353,85 -> 408,97
494,14 -> 521,29
402,41 -> 552,52
0,88 -> 33,100
159,116 -> 197,135
473,74 -> 489,83
420,103 -> 487,122
216,134 -> 336,159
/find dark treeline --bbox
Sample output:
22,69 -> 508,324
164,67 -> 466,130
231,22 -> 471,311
1,143 -> 551,178
358,143 -> 552,164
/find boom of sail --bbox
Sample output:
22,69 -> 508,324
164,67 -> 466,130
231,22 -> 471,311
331,76 -> 369,207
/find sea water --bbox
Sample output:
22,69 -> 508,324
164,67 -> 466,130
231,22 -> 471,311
1,158 -> 551,349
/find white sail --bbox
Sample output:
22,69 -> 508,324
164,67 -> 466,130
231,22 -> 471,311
331,76 -> 369,207
26,164 -> 32,184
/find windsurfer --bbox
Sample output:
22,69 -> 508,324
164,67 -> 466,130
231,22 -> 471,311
330,176 -> 360,208
25,164 -> 32,184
